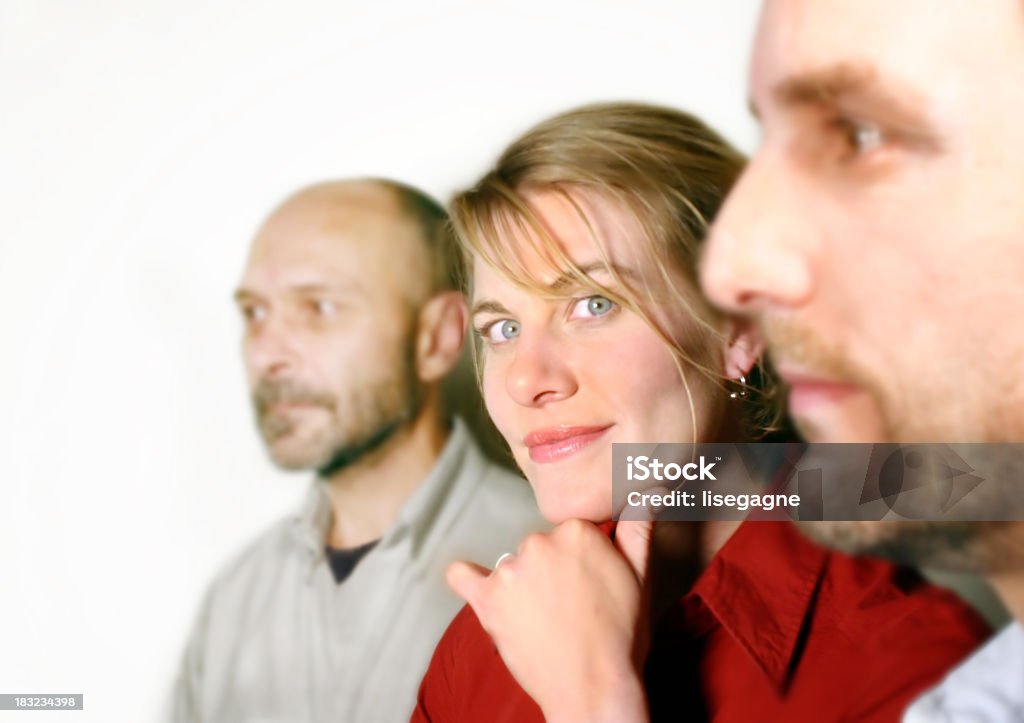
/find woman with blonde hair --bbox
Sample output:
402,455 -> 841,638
412,103 -> 987,722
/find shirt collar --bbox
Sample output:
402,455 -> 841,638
289,418 -> 474,562
685,520 -> 829,692
389,417 -> 474,541
293,478 -> 332,559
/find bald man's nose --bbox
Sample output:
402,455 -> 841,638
701,158 -> 814,314
246,317 -> 300,379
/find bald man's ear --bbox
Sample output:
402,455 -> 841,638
415,291 -> 468,383
721,317 -> 764,380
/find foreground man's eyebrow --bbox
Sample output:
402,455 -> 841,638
774,62 -> 878,106
773,62 -> 932,127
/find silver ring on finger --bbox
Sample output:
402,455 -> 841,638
492,552 -> 515,573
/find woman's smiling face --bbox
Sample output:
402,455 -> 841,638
471,187 -> 724,523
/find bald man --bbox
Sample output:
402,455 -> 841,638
169,179 -> 544,723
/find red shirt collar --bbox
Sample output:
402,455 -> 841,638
602,518 -> 828,691
684,520 -> 828,691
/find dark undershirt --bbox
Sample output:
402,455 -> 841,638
324,539 -> 379,584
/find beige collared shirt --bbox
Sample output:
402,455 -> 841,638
170,420 -> 544,723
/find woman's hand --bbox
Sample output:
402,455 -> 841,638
446,518 -> 654,723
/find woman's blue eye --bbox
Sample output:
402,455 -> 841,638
572,295 -> 615,318
487,319 -> 521,343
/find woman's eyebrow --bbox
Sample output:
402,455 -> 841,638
471,263 -> 639,318
546,262 -> 638,292
471,299 -> 513,317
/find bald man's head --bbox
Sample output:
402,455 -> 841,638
235,179 -> 467,473
251,179 -> 455,309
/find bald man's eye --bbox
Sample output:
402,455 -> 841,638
240,303 -> 268,325
310,299 -> 337,317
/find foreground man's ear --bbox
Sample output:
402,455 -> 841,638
416,291 -> 469,382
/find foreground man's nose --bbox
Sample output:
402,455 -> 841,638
701,160 -> 815,314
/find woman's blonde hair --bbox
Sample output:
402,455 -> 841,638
450,101 -> 781,439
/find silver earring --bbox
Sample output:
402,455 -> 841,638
729,374 -> 747,399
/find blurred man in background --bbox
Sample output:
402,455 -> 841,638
170,179 -> 543,722
701,0 -> 1024,717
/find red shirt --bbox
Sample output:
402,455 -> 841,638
412,521 -> 989,722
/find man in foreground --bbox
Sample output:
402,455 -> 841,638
170,179 -> 543,722
701,0 -> 1024,716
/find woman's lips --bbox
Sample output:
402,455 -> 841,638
523,425 -> 613,463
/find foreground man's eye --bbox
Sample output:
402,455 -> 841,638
829,116 -> 886,159
850,121 -> 883,154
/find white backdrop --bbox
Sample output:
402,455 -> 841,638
0,1 -> 760,720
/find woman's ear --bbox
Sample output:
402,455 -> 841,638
721,317 -> 764,379
415,291 -> 468,383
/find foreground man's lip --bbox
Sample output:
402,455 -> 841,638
523,424 -> 613,463
778,368 -> 860,415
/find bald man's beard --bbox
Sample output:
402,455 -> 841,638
252,342 -> 423,474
